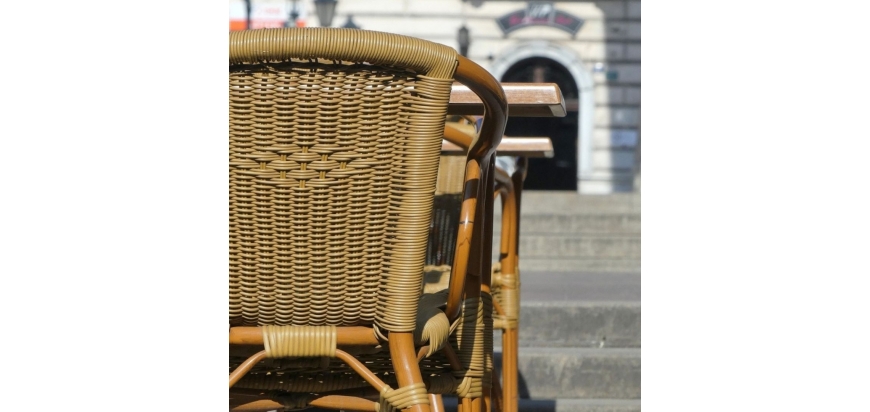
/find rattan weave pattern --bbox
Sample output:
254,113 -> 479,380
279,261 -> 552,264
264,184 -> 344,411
491,267 -> 519,330
229,28 -> 458,333
262,325 -> 337,358
451,294 -> 493,398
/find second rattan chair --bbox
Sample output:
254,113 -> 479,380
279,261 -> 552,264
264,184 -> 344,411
426,120 -> 530,412
228,28 -> 507,412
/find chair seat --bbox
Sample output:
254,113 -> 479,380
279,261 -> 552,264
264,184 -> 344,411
231,353 -> 459,392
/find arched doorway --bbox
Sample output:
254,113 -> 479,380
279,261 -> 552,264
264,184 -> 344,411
501,57 -> 579,190
490,41 -> 594,193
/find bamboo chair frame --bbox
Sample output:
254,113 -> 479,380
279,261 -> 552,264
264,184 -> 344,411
228,28 -> 507,412
430,120 -> 510,411
428,82 -> 560,412
431,122 -> 547,412
490,159 -> 526,412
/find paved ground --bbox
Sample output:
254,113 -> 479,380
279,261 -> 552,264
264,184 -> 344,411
519,272 -> 640,302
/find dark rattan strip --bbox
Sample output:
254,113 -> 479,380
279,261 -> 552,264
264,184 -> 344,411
425,194 -> 463,267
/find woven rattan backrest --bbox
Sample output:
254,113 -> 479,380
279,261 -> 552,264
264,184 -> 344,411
426,120 -> 475,267
229,28 -> 458,334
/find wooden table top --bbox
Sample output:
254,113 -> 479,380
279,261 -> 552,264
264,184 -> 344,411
448,83 -> 566,118
441,136 -> 554,158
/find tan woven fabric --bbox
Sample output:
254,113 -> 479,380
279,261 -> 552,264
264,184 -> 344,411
229,28 -> 457,333
434,156 -> 467,195
228,28 -> 506,410
261,325 -> 337,358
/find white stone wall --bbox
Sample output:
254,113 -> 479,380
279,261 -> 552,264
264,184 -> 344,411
230,0 -> 641,193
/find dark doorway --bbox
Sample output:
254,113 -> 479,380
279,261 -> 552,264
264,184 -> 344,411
501,57 -> 579,190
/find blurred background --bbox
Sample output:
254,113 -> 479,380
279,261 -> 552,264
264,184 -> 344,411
230,0 -> 640,195
230,1 -> 641,410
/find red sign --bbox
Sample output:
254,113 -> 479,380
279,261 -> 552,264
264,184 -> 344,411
496,2 -> 584,36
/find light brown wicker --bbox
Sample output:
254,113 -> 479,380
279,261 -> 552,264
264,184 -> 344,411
228,27 -> 507,412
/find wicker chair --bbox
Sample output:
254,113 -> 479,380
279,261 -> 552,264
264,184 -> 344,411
429,84 -> 560,412
425,119 -> 530,412
228,28 -> 507,412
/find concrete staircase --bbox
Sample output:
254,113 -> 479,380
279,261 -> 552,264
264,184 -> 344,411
457,192 -> 642,412
442,271 -> 641,412
496,300 -> 640,411
493,192 -> 641,273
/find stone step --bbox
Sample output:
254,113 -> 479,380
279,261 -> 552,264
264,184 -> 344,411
494,301 -> 641,348
497,235 -> 640,273
492,213 -> 640,235
491,213 -> 641,271
514,272 -> 641,303
487,192 -> 640,273
442,398 -> 641,412
519,235 -> 640,259
493,348 -> 641,399
517,192 -> 640,215
517,258 -> 640,273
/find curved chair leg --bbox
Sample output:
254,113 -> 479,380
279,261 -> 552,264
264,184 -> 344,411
481,156 -> 497,412
229,350 -> 267,388
505,159 -> 527,412
501,327 -> 519,412
429,394 -> 445,412
490,375 -> 504,412
231,395 -> 381,412
493,158 -> 525,412
390,331 -> 432,412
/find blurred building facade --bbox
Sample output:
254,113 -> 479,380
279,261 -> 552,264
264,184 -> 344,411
229,0 -> 641,194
